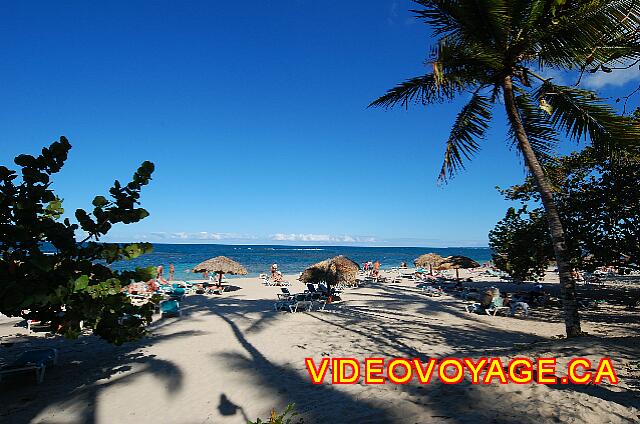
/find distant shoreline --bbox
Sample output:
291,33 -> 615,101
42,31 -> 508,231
74,241 -> 492,249
95,244 -> 494,281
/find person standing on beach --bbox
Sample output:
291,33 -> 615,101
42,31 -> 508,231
156,264 -> 163,280
169,263 -> 175,281
271,263 -> 278,279
373,260 -> 380,277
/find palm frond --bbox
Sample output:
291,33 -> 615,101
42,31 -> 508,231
370,8 -> 503,110
432,34 -> 502,78
523,0 -> 547,30
532,0 -> 640,69
482,0 -> 511,44
412,0 -> 511,49
508,91 -> 558,162
439,91 -> 493,181
411,0 -> 462,36
535,81 -> 640,154
369,72 -> 469,109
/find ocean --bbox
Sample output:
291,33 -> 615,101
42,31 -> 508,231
104,244 -> 493,280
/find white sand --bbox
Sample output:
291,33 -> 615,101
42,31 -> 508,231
1,270 -> 639,423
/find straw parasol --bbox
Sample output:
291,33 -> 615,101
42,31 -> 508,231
414,253 -> 445,275
435,255 -> 480,280
192,256 -> 247,283
299,255 -> 360,290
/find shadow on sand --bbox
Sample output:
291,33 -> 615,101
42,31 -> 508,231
2,278 -> 639,423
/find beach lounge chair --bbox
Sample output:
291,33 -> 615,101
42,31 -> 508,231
274,292 -> 300,311
160,300 -> 181,317
25,319 -> 50,333
284,294 -> 313,312
274,294 -> 313,313
485,297 -> 510,316
168,287 -> 186,300
274,300 -> 290,311
315,299 -> 329,311
288,300 -> 312,312
117,313 -> 142,325
577,298 -> 601,309
464,301 -> 507,316
467,289 -> 509,316
157,284 -> 172,294
0,348 -> 58,384
305,284 -> 324,300
206,284 -> 226,295
419,285 -> 442,297
318,283 -> 341,295
277,287 -> 293,300
510,301 -> 530,317
465,302 -> 482,313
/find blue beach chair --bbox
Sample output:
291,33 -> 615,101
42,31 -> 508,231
168,287 -> 186,301
160,300 -> 181,317
0,348 -> 59,384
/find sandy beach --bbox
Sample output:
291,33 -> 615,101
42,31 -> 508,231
1,270 -> 639,423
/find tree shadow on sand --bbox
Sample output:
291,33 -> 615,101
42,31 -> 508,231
182,292 -> 547,422
199,299 -> 396,422
0,322 -> 200,424
196,281 -> 640,423
3,277 -> 639,424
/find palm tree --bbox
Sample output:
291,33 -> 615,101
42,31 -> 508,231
370,0 -> 640,337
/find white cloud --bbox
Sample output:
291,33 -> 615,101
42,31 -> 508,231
149,231 -> 256,241
102,231 -> 488,247
583,63 -> 640,89
270,233 -> 378,243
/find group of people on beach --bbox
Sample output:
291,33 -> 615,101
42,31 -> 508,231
128,263 -> 177,295
155,264 -> 175,281
363,260 -> 381,278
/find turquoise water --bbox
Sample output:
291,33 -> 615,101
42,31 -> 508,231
105,244 -> 492,280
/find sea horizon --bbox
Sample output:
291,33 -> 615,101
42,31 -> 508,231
125,241 -> 491,249
96,243 -> 494,280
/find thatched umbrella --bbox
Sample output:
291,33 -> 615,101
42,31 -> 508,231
192,256 -> 247,284
299,255 -> 360,292
435,255 -> 480,280
414,253 -> 445,275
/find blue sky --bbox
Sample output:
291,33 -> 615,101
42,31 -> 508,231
1,1 -> 638,247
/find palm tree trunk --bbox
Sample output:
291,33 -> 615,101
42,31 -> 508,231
502,75 -> 582,337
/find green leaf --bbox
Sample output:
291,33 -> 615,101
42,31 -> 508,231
92,195 -> 108,207
45,198 -> 64,219
74,275 -> 89,292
